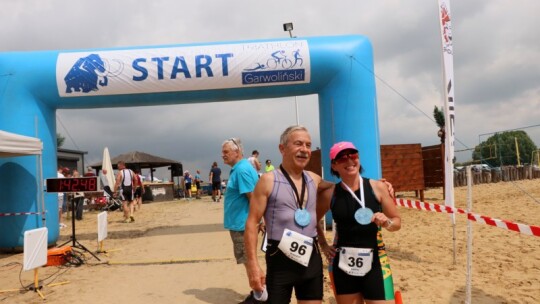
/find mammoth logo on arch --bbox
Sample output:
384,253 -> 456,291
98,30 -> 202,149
62,54 -> 124,94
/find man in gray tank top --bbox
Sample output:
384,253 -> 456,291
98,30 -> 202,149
245,126 -> 333,304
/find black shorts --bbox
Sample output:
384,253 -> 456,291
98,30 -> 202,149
212,181 -> 221,191
195,181 -> 201,190
265,239 -> 323,303
185,183 -> 191,191
134,187 -> 142,198
331,248 -> 394,300
120,186 -> 133,202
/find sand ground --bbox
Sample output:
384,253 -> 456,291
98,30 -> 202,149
1,179 -> 539,304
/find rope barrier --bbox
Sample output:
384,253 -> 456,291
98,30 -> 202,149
394,198 -> 540,237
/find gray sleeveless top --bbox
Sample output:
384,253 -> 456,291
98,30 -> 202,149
264,169 -> 318,240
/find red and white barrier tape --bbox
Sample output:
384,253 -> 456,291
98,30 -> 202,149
0,211 -> 45,217
394,198 -> 466,214
467,212 -> 540,237
394,198 -> 540,237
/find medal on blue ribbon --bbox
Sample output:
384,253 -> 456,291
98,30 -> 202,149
354,208 -> 373,225
294,208 -> 311,227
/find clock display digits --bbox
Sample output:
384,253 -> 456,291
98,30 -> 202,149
89,178 -> 96,191
59,179 -> 71,192
72,178 -> 80,191
46,177 -> 98,193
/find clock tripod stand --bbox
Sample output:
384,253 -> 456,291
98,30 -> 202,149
59,198 -> 100,261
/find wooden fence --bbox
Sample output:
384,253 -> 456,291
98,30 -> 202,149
381,144 -> 426,201
422,144 -> 444,188
454,165 -> 540,187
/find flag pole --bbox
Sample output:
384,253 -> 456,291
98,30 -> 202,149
437,0 -> 457,265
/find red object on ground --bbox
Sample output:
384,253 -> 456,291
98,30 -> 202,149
46,246 -> 72,266
395,290 -> 403,304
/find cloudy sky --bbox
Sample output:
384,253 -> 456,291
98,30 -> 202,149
3,0 -> 539,180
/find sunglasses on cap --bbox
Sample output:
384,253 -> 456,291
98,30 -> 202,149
332,152 -> 359,164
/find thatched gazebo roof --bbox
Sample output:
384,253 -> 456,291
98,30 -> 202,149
90,151 -> 181,171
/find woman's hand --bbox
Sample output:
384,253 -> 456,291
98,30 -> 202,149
372,212 -> 391,228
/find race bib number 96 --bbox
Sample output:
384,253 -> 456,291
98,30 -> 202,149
278,229 -> 313,267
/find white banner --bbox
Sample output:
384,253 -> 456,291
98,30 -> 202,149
56,40 -> 311,97
438,0 -> 456,208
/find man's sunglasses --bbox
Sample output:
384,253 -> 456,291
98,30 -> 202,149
332,152 -> 359,164
228,138 -> 240,150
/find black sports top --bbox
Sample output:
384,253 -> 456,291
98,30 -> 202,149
331,177 -> 381,249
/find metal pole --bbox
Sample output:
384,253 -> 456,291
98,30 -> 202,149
294,96 -> 299,125
465,165 -> 473,304
35,117 -> 46,228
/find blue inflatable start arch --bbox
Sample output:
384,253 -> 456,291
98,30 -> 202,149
0,35 -> 381,249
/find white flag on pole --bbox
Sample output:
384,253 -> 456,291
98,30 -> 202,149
438,0 -> 456,208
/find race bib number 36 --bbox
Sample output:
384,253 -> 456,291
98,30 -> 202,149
278,229 -> 314,267
338,247 -> 373,276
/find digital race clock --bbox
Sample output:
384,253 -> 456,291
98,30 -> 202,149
46,177 -> 98,193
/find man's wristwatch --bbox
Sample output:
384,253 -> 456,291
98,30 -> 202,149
385,219 -> 394,229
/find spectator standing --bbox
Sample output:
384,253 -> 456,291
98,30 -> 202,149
221,138 -> 260,304
264,159 -> 275,173
194,170 -> 202,199
209,162 -> 222,202
248,150 -> 262,173
57,166 -> 67,229
183,170 -> 193,200
62,168 -> 71,222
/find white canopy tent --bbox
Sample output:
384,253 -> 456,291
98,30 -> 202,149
0,130 -> 45,227
0,130 -> 43,157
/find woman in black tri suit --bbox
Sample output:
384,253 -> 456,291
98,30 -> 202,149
317,141 -> 401,304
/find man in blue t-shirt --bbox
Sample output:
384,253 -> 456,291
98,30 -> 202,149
221,137 -> 260,303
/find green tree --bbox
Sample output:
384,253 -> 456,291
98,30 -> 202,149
472,130 -> 538,167
57,133 -> 65,148
433,106 -> 445,129
433,106 -> 445,143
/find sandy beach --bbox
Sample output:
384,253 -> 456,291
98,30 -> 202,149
1,179 -> 539,304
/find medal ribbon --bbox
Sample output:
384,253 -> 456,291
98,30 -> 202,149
279,165 -> 307,209
341,175 -> 366,209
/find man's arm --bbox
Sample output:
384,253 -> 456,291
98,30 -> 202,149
113,172 -> 122,195
141,175 -> 145,194
379,178 -> 395,198
131,170 -> 136,188
245,173 -> 272,292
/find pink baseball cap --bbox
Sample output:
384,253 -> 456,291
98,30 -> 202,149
329,141 -> 358,160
